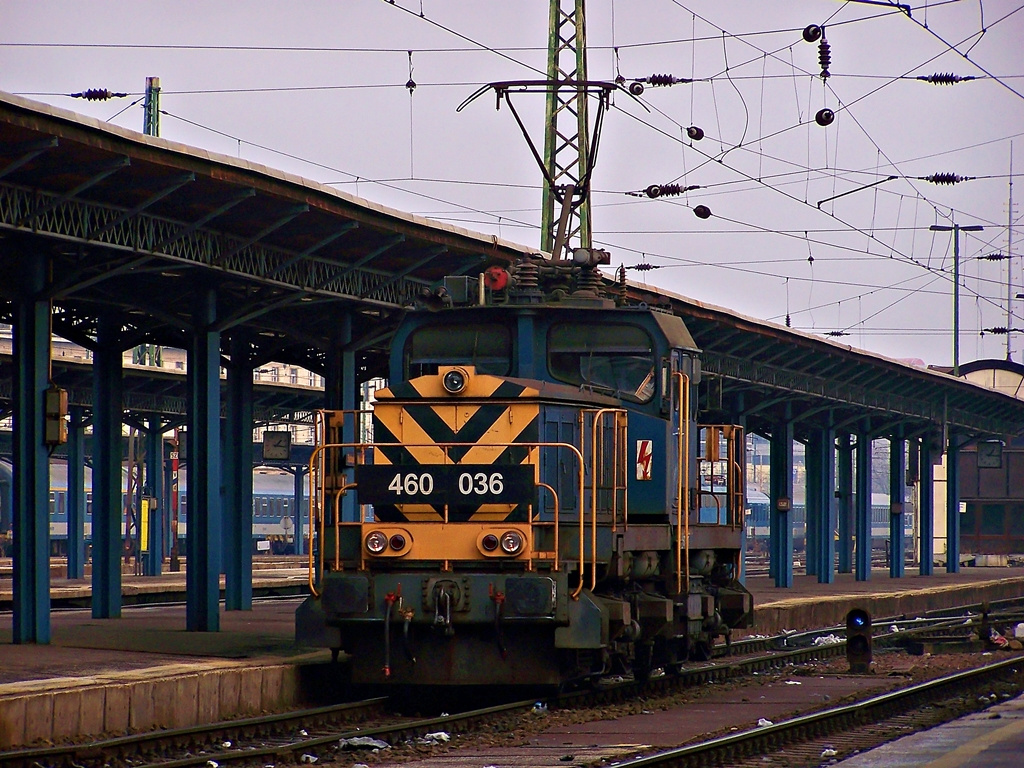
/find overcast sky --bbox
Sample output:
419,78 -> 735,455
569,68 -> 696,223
3,1 -> 1023,368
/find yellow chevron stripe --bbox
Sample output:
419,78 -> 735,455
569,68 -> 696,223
460,402 -> 539,464
393,505 -> 444,522
374,403 -> 448,464
467,507 -> 518,521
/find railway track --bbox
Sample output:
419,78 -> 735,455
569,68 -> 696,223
4,598 -> 1022,768
0,638 -> 851,768
607,655 -> 1024,768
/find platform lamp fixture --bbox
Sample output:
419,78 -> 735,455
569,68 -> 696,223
930,223 -> 984,376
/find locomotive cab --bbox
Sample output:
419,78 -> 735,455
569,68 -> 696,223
297,256 -> 752,686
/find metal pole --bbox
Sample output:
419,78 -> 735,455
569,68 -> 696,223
143,77 -> 160,137
931,223 -> 983,375
1008,142 -> 1015,361
953,224 -> 960,376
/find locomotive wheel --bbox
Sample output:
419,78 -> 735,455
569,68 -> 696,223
632,641 -> 654,683
689,639 -> 713,662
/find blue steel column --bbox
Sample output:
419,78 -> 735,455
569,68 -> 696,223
769,408 -> 794,588
325,318 -> 357,523
918,437 -> 934,575
12,256 -> 51,643
855,430 -> 872,581
144,418 -> 164,576
187,288 -> 222,631
92,315 -> 124,618
805,434 -> 820,578
224,334 -> 253,611
733,395 -> 747,585
811,425 -> 836,583
889,430 -> 906,578
837,433 -> 853,573
946,432 -> 960,573
67,406 -> 86,579
342,317 -> 358,523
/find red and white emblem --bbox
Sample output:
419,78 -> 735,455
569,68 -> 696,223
636,439 -> 653,480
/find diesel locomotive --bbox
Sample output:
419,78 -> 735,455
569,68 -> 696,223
296,253 -> 752,687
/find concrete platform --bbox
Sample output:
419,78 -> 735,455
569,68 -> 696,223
833,691 -> 1024,767
3,563 -> 1024,749
749,567 -> 1024,635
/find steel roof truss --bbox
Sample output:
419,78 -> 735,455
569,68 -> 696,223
263,221 -> 359,282
151,187 -> 256,252
213,203 -> 309,267
360,246 -> 448,300
0,136 -> 58,181
16,156 -> 130,228
87,172 -> 195,243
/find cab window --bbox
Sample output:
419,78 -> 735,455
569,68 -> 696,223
548,323 -> 655,403
405,323 -> 512,378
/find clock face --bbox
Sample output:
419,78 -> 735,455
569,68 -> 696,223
977,441 -> 1002,469
263,431 -> 291,461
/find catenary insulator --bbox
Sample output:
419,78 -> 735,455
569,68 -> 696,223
803,25 -> 822,43
818,36 -> 831,79
649,74 -> 690,86
693,205 -> 712,219
815,108 -> 835,126
923,173 -> 970,185
984,327 -> 1009,335
980,253 -> 1007,261
687,125 -> 705,141
917,73 -> 976,85
70,89 -> 127,101
630,263 -> 657,271
644,183 -> 699,198
826,330 -> 850,337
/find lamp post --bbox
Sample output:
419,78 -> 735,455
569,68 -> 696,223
931,223 -> 984,376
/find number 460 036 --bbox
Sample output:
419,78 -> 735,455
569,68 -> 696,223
385,471 -> 505,496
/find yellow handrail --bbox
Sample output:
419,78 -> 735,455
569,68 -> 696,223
673,372 -> 690,595
307,436 -> 586,598
588,408 -> 627,590
536,481 -> 560,571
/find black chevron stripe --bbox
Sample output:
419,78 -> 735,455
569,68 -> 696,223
371,417 -> 416,466
491,381 -> 529,398
386,381 -> 419,398
402,402 -> 515,463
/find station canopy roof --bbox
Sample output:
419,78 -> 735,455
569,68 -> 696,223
2,91 -> 1023,442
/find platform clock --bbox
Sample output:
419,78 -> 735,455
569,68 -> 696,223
262,431 -> 291,461
977,441 -> 1003,469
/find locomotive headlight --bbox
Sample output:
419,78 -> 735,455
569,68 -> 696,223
365,531 -> 388,555
500,530 -> 524,555
442,368 -> 467,394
